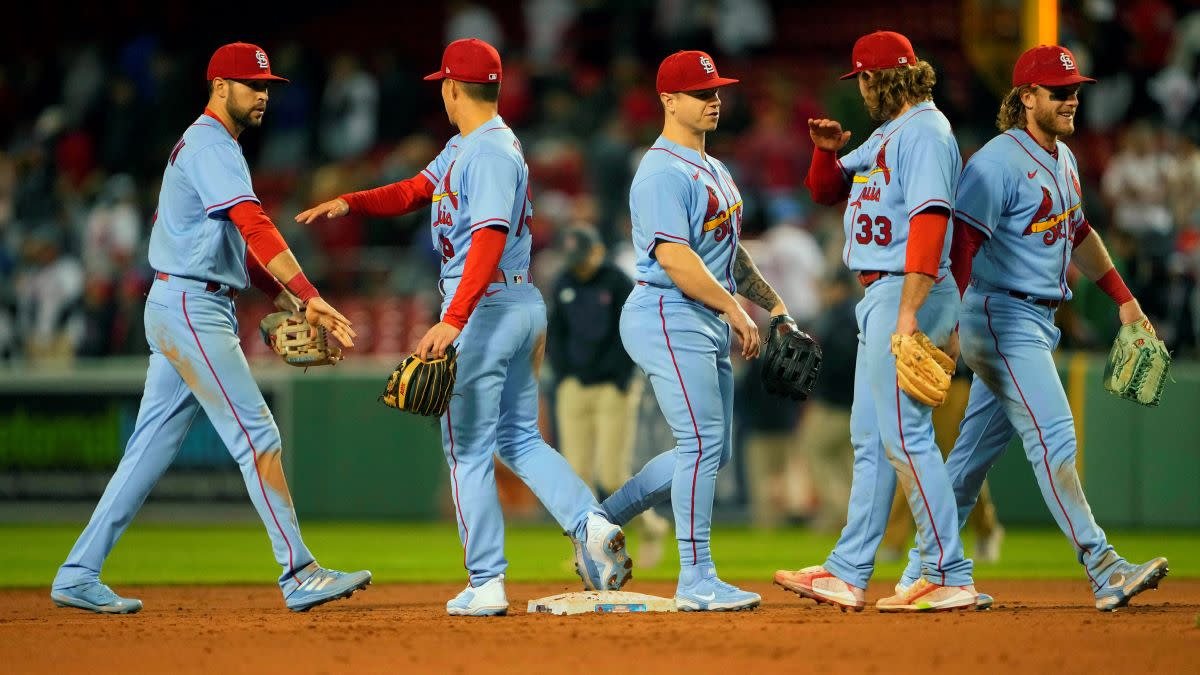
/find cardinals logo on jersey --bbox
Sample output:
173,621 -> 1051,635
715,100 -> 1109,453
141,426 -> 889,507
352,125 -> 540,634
703,185 -> 720,222
872,140 -> 892,184
1023,186 -> 1080,245
1023,187 -> 1054,236
432,162 -> 460,210
701,184 -> 741,242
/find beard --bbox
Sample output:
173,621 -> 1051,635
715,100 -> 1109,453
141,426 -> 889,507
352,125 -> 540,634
1034,105 -> 1074,139
864,91 -> 888,122
227,98 -> 263,129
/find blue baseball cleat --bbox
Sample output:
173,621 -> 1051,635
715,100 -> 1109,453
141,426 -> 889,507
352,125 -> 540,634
285,566 -> 372,612
51,582 -> 143,614
1094,557 -> 1168,612
446,574 -> 509,616
676,568 -> 760,612
570,513 -> 633,591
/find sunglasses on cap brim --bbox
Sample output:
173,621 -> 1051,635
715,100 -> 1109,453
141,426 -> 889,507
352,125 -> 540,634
1035,84 -> 1081,101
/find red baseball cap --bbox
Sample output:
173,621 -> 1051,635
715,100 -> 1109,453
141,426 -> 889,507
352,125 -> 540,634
1012,45 -> 1096,87
206,43 -> 288,82
840,31 -> 917,80
656,50 -> 739,94
424,38 -> 503,84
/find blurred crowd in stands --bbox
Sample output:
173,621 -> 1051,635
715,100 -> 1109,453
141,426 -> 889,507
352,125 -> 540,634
3,1 -> 1199,365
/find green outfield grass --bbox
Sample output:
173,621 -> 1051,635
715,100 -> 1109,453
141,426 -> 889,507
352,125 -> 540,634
1,523 -> 1195,588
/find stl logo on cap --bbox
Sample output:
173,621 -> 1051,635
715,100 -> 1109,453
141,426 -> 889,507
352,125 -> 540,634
656,50 -> 740,94
1012,45 -> 1095,87
206,42 -> 289,83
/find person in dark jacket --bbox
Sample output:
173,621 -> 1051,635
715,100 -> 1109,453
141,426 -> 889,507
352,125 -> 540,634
800,270 -> 859,534
548,226 -> 669,566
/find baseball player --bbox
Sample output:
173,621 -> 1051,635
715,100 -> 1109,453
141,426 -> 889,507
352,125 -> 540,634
295,38 -> 631,617
774,31 -> 981,611
595,50 -> 791,612
892,45 -> 1168,611
51,43 -> 372,614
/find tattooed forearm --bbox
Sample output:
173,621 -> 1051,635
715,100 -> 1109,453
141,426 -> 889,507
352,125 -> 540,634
733,244 -> 784,312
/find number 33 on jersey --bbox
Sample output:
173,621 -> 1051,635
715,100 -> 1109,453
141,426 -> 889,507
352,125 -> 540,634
837,102 -> 961,272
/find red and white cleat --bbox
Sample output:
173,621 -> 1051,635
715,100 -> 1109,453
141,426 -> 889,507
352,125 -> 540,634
773,565 -> 866,612
876,578 -> 977,612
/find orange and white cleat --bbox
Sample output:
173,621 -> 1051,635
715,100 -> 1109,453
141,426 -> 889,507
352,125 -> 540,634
773,565 -> 866,612
876,578 -> 977,612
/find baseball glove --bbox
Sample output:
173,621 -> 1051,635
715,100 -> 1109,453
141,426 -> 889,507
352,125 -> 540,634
379,345 -> 458,417
1103,319 -> 1171,407
761,314 -> 822,401
891,331 -> 955,407
259,312 -> 342,367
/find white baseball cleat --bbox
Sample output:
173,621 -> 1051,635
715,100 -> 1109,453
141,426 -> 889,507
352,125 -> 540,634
447,574 -> 509,617
571,513 -> 633,591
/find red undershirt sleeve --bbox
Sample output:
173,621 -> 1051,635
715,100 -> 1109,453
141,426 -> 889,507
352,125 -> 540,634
230,201 -> 319,302
804,148 -> 851,205
905,209 -> 950,278
442,227 -> 508,330
340,174 -> 435,217
230,201 -> 289,275
949,217 -> 986,298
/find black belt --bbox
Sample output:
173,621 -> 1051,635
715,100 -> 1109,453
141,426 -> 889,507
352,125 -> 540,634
1004,290 -> 1060,309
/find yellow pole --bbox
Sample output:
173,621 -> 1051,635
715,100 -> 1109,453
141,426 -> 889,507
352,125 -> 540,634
1023,0 -> 1059,48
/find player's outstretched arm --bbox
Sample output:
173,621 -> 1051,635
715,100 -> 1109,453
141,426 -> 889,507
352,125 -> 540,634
732,243 -> 787,316
1071,227 -> 1145,326
295,174 -> 436,224
228,201 -> 356,348
656,241 -> 760,359
295,197 -> 350,225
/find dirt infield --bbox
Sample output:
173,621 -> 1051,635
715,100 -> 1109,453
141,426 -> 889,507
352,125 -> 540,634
3,580 -> 1197,674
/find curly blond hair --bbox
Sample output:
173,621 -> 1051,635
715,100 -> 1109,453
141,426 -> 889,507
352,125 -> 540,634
862,60 -> 937,121
996,86 -> 1032,131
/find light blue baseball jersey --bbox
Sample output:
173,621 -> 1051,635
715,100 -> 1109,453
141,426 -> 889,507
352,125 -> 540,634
955,129 -> 1087,303
628,136 -> 743,294
423,116 -> 612,587
600,135 -> 745,577
837,101 -> 960,273
423,115 -> 533,285
148,113 -> 259,289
